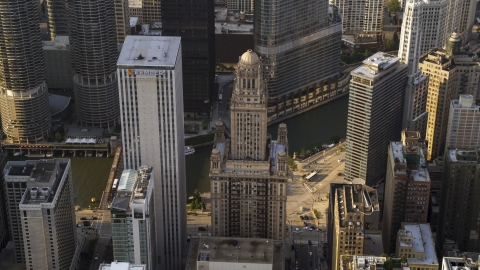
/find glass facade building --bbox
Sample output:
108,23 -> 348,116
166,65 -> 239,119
254,0 -> 342,121
161,0 -> 215,118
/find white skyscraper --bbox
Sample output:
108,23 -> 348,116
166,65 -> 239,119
117,36 -> 186,270
420,0 -> 448,54
446,95 -> 480,149
4,159 -> 78,270
330,0 -> 383,33
445,0 -> 477,44
398,0 -> 429,137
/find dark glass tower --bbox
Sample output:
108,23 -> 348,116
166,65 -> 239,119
161,0 -> 215,118
0,0 -> 52,143
68,0 -> 120,127
254,0 -> 342,120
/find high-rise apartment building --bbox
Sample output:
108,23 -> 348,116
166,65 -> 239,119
344,52 -> 407,185
254,0 -> 342,121
209,50 -> 288,240
328,180 -> 380,270
161,0 -> 215,118
114,0 -> 131,43
395,223 -> 438,270
398,0 -> 429,137
226,0 -> 254,12
111,167 -> 155,269
19,160 -> 77,270
117,36 -> 186,270
0,151 -> 8,253
4,159 -> 75,264
142,0 -> 161,24
419,32 -> 480,160
445,0 -> 477,44
446,95 -> 480,149
382,130 -> 431,254
68,0 -> 120,127
330,0 -> 383,34
0,0 -> 51,143
419,0 -> 448,55
437,148 -> 480,252
45,0 -> 69,40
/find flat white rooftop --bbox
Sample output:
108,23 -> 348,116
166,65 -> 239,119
403,224 -> 438,265
352,52 -> 400,80
117,36 -> 181,68
98,262 -> 146,270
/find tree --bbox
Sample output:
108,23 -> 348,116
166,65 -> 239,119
199,201 -> 205,210
385,39 -> 395,51
393,31 -> 400,50
364,49 -> 371,58
380,254 -> 393,270
300,148 -> 307,157
331,135 -> 341,144
54,132 -> 62,142
401,254 -> 407,263
387,0 -> 400,14
288,157 -> 297,170
190,200 -> 197,210
193,189 -> 200,199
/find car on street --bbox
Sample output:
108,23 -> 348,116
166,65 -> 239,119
310,225 -> 315,229
308,228 -> 313,231
304,216 -> 308,220
76,223 -> 82,227
299,215 -> 304,220
83,221 -> 91,226
338,158 -> 343,162
95,254 -> 99,260
80,217 -> 87,220
91,216 -> 98,220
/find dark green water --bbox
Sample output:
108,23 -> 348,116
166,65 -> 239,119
6,156 -> 113,208
185,95 -> 349,195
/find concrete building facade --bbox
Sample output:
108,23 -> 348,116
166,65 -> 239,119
419,0 -> 448,55
4,159 -> 76,265
18,159 -> 77,270
45,0 -> 69,41
382,130 -> 431,254
330,0 -> 383,34
209,50 -> 288,241
117,36 -> 186,270
68,0 -> 120,127
0,0 -> 52,143
114,0 -> 131,43
226,0 -> 254,12
398,0 -> 429,137
344,52 -> 407,185
111,166 -> 155,269
446,95 -> 480,149
445,0 -> 477,44
329,180 -> 380,270
437,148 -> 480,252
254,0 -> 343,122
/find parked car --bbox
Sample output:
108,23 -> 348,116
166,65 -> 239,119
95,254 -> 99,260
80,217 -> 87,220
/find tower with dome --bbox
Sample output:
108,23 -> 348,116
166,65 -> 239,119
209,50 -> 289,241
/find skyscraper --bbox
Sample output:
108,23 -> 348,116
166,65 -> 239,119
19,160 -> 77,270
68,0 -> 120,127
117,36 -> 186,270
344,52 -> 407,185
382,130 -> 430,254
161,0 -> 215,118
111,167 -> 155,269
209,50 -> 288,240
142,0 -> 161,24
45,0 -> 69,40
398,0 -> 429,137
437,148 -> 480,252
446,95 -> 480,149
0,0 -> 52,143
114,0 -> 131,43
330,0 -> 383,34
444,0 -> 477,44
419,33 -> 480,161
254,0 -> 342,121
419,0 -> 448,55
0,151 -> 8,253
4,159 -> 75,264
328,180 -> 380,270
